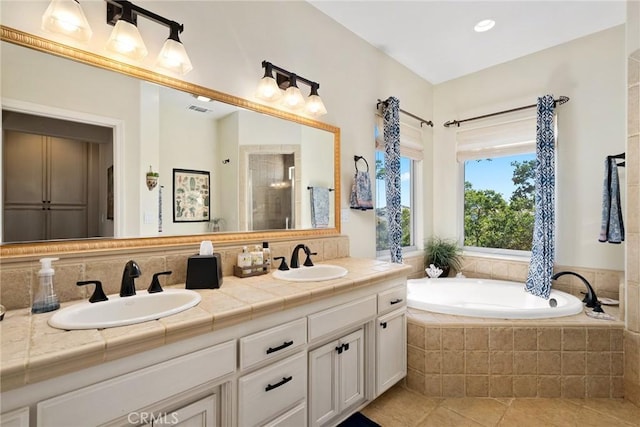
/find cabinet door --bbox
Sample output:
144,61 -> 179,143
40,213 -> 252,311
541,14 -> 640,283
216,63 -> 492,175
338,329 -> 365,410
308,328 -> 365,427
308,340 -> 339,427
154,394 -> 216,427
0,407 -> 29,427
376,309 -> 407,396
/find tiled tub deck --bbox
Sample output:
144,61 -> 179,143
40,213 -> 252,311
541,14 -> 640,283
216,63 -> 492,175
405,306 -> 624,399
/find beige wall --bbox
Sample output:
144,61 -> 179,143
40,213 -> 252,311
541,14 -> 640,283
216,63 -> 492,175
433,26 -> 626,271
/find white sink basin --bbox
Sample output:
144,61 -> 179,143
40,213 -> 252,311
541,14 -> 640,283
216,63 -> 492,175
272,265 -> 348,282
48,289 -> 201,330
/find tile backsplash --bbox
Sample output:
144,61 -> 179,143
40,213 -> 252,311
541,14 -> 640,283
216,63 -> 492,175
0,235 -> 349,311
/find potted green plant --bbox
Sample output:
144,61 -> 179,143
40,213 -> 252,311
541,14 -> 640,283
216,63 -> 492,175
424,236 -> 462,278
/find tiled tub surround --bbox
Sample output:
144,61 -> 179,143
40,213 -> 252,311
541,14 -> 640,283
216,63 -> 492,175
0,255 -> 408,392
0,235 -> 349,311
406,308 -> 624,399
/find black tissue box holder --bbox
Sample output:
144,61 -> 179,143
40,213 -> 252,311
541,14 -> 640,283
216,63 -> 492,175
185,254 -> 223,289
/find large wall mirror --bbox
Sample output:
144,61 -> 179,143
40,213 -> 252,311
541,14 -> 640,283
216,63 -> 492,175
1,27 -> 340,257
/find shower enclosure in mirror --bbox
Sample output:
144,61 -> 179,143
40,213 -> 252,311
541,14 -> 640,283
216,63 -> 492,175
1,26 -> 340,255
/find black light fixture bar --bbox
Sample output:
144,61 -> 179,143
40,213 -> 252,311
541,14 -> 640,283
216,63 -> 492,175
106,0 -> 183,35
262,60 -> 319,91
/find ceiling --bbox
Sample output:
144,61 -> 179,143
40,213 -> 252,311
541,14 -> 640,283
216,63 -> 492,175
308,1 -> 627,84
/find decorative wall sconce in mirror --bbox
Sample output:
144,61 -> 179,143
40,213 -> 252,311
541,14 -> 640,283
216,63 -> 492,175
256,61 -> 327,117
105,0 -> 193,74
41,0 -> 93,42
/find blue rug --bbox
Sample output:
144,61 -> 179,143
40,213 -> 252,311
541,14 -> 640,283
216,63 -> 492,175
337,412 -> 380,427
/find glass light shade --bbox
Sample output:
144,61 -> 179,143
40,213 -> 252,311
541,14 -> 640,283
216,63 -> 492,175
41,0 -> 92,42
282,86 -> 305,109
156,38 -> 193,75
106,20 -> 148,60
306,94 -> 327,116
256,76 -> 282,101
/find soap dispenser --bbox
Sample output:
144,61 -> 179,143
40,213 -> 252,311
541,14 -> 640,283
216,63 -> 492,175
32,257 -> 60,314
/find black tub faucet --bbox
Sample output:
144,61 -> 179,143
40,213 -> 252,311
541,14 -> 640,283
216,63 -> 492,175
120,260 -> 141,297
551,271 -> 603,312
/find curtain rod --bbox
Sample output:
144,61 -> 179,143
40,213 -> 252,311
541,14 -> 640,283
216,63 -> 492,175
376,99 -> 434,127
443,96 -> 570,128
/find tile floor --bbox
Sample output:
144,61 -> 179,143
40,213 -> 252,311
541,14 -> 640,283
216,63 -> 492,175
361,383 -> 640,426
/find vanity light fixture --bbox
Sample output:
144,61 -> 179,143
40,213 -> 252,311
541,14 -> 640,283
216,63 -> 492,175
256,61 -> 327,116
105,0 -> 193,74
42,0 -> 93,42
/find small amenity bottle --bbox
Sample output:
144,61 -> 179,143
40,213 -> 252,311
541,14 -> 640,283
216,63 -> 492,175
32,257 -> 61,313
262,242 -> 271,271
251,244 -> 264,272
237,246 -> 252,274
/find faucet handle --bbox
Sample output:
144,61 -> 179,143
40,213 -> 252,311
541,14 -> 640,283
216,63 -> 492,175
77,280 -> 108,303
148,271 -> 172,293
274,257 -> 289,271
303,252 -> 317,267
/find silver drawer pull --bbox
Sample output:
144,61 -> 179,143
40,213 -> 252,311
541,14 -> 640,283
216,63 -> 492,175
266,340 -> 294,354
265,376 -> 293,392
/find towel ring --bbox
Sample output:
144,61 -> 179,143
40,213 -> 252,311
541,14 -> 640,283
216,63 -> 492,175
354,155 -> 369,173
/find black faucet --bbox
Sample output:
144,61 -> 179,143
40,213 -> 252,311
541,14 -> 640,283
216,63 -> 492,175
551,271 -> 603,313
290,244 -> 311,269
120,260 -> 141,297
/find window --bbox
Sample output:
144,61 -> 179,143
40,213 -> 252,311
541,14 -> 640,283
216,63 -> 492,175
464,153 -> 535,251
375,152 -> 416,253
456,113 -> 539,253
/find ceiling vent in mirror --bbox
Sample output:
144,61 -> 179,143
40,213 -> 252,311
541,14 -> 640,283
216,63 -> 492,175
188,105 -> 212,113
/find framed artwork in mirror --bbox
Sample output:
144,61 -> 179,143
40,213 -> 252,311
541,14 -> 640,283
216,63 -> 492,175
173,168 -> 210,222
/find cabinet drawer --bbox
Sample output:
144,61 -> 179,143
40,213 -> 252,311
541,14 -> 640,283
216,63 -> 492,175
377,285 -> 406,314
308,295 -> 376,342
238,352 -> 307,427
37,340 -> 235,427
263,402 -> 306,427
240,318 -> 307,370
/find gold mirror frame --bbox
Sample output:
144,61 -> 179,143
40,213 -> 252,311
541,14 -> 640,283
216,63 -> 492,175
0,26 -> 341,259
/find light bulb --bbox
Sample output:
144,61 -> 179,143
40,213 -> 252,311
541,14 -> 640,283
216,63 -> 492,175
256,76 -> 282,101
282,85 -> 305,109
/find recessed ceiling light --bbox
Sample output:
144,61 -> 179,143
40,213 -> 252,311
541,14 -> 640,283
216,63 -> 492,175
474,19 -> 495,33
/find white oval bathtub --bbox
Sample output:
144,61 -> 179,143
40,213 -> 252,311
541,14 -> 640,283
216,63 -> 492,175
407,278 -> 584,319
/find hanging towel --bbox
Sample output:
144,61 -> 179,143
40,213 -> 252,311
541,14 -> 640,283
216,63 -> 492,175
310,186 -> 330,228
598,157 -> 624,243
349,158 -> 374,210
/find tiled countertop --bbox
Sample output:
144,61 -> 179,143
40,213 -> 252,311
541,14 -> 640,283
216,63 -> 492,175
0,258 -> 411,392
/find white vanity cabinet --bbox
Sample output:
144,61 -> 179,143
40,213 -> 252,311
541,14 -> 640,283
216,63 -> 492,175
2,266 -> 409,427
36,340 -> 235,427
308,328 -> 365,427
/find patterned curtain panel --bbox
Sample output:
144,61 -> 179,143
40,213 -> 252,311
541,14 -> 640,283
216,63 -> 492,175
525,95 -> 556,298
383,97 -> 403,263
